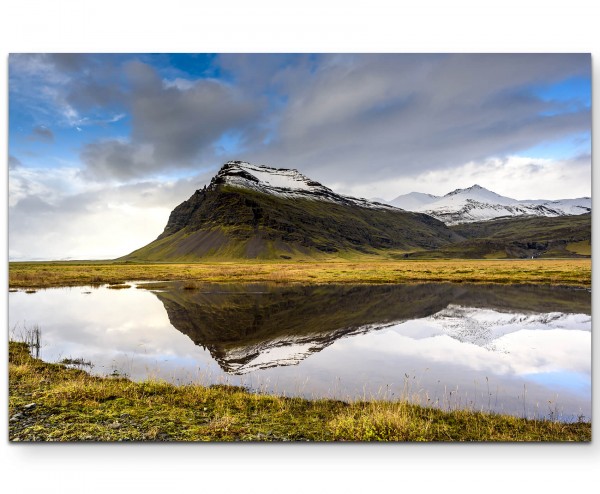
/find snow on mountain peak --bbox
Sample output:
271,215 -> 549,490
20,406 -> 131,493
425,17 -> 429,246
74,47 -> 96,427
388,183 -> 590,225
443,184 -> 512,203
446,184 -> 485,196
210,161 -> 395,211
213,161 -> 329,192
390,191 -> 440,210
209,163 -> 590,224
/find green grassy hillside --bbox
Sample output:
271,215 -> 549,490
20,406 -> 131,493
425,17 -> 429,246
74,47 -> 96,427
123,185 -> 461,261
404,213 -> 591,259
122,181 -> 590,261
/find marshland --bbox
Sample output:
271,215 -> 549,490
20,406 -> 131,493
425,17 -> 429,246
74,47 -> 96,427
8,259 -> 592,442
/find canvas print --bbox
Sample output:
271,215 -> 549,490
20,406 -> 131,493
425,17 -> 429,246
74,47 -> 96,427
8,53 -> 591,442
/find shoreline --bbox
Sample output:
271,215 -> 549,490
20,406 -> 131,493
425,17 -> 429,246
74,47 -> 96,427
8,342 -> 591,442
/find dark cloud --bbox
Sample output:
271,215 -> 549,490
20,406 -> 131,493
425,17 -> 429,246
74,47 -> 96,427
81,61 -> 264,179
128,61 -> 262,163
218,53 -> 311,93
238,54 -> 590,185
66,80 -> 125,112
10,195 -> 56,215
9,155 -> 22,169
62,55 -> 128,112
46,53 -> 87,72
80,140 -> 150,180
28,125 -> 54,142
12,53 -> 591,187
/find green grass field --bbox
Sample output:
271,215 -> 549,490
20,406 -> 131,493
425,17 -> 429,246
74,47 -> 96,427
9,258 -> 591,288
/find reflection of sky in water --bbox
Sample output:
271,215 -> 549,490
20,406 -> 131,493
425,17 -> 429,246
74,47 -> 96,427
8,284 -> 591,421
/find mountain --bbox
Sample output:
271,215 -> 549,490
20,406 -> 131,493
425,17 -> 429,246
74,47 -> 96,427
121,162 -> 590,261
390,184 -> 591,225
122,161 -> 460,261
390,191 -> 440,210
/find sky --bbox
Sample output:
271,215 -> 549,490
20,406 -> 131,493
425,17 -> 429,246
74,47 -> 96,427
8,53 -> 591,260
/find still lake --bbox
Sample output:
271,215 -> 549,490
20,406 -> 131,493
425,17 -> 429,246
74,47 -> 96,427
9,281 -> 591,422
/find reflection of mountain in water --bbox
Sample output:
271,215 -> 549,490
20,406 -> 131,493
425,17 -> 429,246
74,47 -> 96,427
427,305 -> 590,348
145,282 -> 590,374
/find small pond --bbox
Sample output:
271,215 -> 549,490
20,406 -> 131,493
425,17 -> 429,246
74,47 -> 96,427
9,282 -> 591,422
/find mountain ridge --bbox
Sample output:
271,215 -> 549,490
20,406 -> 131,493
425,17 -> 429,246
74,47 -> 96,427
389,184 -> 590,225
124,161 -> 460,261
122,161 -> 590,261
211,161 -> 395,210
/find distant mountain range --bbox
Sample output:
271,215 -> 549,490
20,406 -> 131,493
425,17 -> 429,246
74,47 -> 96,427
388,184 -> 591,225
122,161 -> 590,261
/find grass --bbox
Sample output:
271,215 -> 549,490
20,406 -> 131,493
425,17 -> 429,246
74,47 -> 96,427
8,258 -> 591,289
566,240 -> 591,256
8,341 -> 590,442
451,213 -> 591,243
9,257 -> 590,442
107,283 -> 132,290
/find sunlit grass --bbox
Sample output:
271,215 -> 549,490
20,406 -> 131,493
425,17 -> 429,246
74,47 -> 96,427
566,240 -> 591,256
8,258 -> 591,288
8,342 -> 590,442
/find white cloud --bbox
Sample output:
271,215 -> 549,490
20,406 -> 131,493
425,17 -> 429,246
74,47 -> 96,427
8,166 -> 86,207
8,166 -> 208,260
331,154 -> 591,201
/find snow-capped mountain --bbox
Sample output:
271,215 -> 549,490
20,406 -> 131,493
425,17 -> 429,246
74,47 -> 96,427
390,184 -> 590,225
212,161 -> 395,211
125,161 -> 459,261
388,191 -> 440,210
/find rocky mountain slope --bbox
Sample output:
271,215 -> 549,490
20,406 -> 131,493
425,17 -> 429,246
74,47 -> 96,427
390,184 -> 591,225
123,161 -> 460,261
122,161 -> 590,261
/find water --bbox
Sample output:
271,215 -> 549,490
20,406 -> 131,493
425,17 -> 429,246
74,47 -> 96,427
8,282 -> 591,422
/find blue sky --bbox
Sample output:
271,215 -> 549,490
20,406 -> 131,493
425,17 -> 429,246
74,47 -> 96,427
8,53 -> 592,259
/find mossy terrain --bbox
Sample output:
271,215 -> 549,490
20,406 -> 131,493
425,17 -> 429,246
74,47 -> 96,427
120,182 -> 590,261
431,213 -> 592,259
9,258 -> 591,289
566,240 -> 591,256
451,213 -> 591,242
122,185 -> 460,261
8,342 -> 591,442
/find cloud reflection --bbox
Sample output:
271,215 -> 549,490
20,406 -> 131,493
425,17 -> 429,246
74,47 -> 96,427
8,282 -> 591,420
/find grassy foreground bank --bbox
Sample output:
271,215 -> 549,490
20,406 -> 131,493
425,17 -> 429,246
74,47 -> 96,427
9,258 -> 591,288
9,342 -> 591,442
